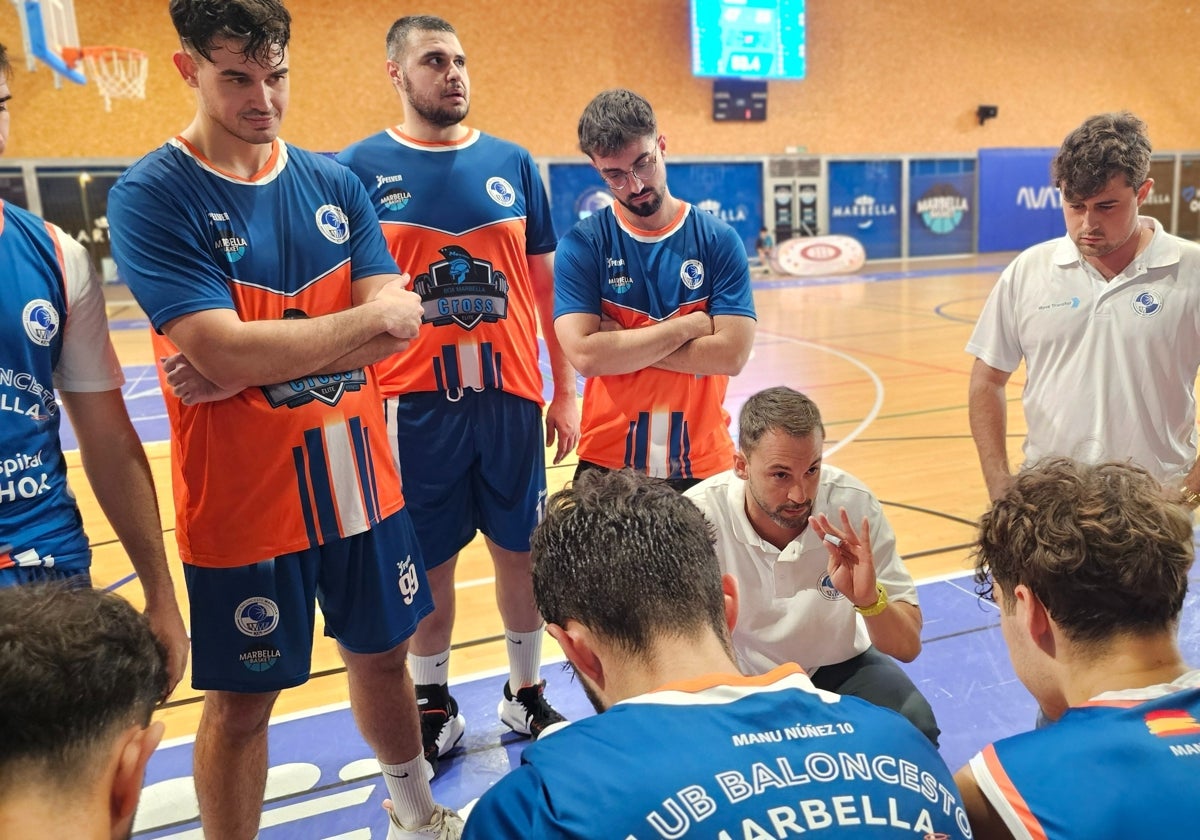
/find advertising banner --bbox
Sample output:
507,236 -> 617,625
977,148 -> 1060,252
828,160 -> 902,259
908,161 -> 974,257
548,161 -> 761,255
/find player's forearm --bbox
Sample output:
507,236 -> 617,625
168,301 -> 398,391
556,312 -> 710,377
651,328 -> 753,375
531,261 -> 579,400
307,333 -> 413,375
67,397 -> 176,599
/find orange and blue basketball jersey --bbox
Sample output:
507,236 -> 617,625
337,128 -> 555,404
968,678 -> 1200,838
555,202 -> 755,479
0,202 -> 94,575
109,139 -> 404,568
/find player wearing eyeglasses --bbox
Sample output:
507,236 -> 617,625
553,89 -> 756,491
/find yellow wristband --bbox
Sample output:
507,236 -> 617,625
853,583 -> 889,617
1181,487 -> 1200,510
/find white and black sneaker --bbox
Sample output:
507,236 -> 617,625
416,683 -> 466,776
498,679 -> 565,739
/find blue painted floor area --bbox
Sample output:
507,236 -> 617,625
134,568 -> 1200,838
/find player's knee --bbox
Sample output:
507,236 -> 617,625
202,690 -> 278,735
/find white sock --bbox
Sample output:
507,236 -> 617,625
409,650 -> 450,687
507,626 -> 545,690
380,754 -> 435,829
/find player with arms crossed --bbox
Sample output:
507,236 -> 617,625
554,89 -> 755,491
107,2 -> 459,837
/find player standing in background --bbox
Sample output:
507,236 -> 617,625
339,14 -> 578,774
107,2 -> 459,837
554,88 -> 755,491
0,41 -> 188,693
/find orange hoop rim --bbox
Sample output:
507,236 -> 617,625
61,45 -> 148,68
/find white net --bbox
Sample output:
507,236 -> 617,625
82,47 -> 149,112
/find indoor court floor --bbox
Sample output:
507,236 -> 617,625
71,253 -> 1200,837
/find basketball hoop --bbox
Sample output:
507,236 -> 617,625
63,46 -> 149,111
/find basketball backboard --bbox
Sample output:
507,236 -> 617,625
12,0 -> 86,84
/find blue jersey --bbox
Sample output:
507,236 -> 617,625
464,664 -> 970,839
338,128 -> 555,404
108,138 -> 406,568
0,201 -> 121,575
968,673 -> 1200,839
554,202 -> 755,479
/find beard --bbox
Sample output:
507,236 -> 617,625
617,184 -> 664,218
403,74 -> 468,128
573,664 -> 609,714
747,483 -> 812,532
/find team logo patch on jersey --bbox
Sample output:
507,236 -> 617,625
680,259 -> 705,290
413,244 -> 509,330
817,572 -> 844,601
397,555 -> 420,606
213,228 -> 248,263
1131,289 -> 1163,317
606,256 -> 633,294
240,644 -> 282,672
261,310 -> 368,407
262,370 -> 369,409
381,189 -> 411,212
315,204 -> 350,244
486,177 -> 516,207
234,597 -> 280,637
22,300 -> 60,347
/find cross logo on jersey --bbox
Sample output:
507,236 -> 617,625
260,309 -> 369,408
412,244 -> 510,330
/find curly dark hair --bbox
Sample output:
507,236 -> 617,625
974,458 -> 1192,647
1051,112 -> 1151,201
169,0 -> 291,66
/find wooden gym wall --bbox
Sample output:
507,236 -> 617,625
1,0 -> 1196,160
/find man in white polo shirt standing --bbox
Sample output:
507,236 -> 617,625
685,386 -> 938,745
968,111 -> 1200,505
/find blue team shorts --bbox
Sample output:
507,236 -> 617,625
183,509 -> 433,693
0,565 -> 90,588
385,389 -> 547,568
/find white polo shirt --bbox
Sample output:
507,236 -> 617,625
966,217 -> 1200,485
685,466 -> 918,676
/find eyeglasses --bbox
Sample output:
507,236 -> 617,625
599,147 -> 658,191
